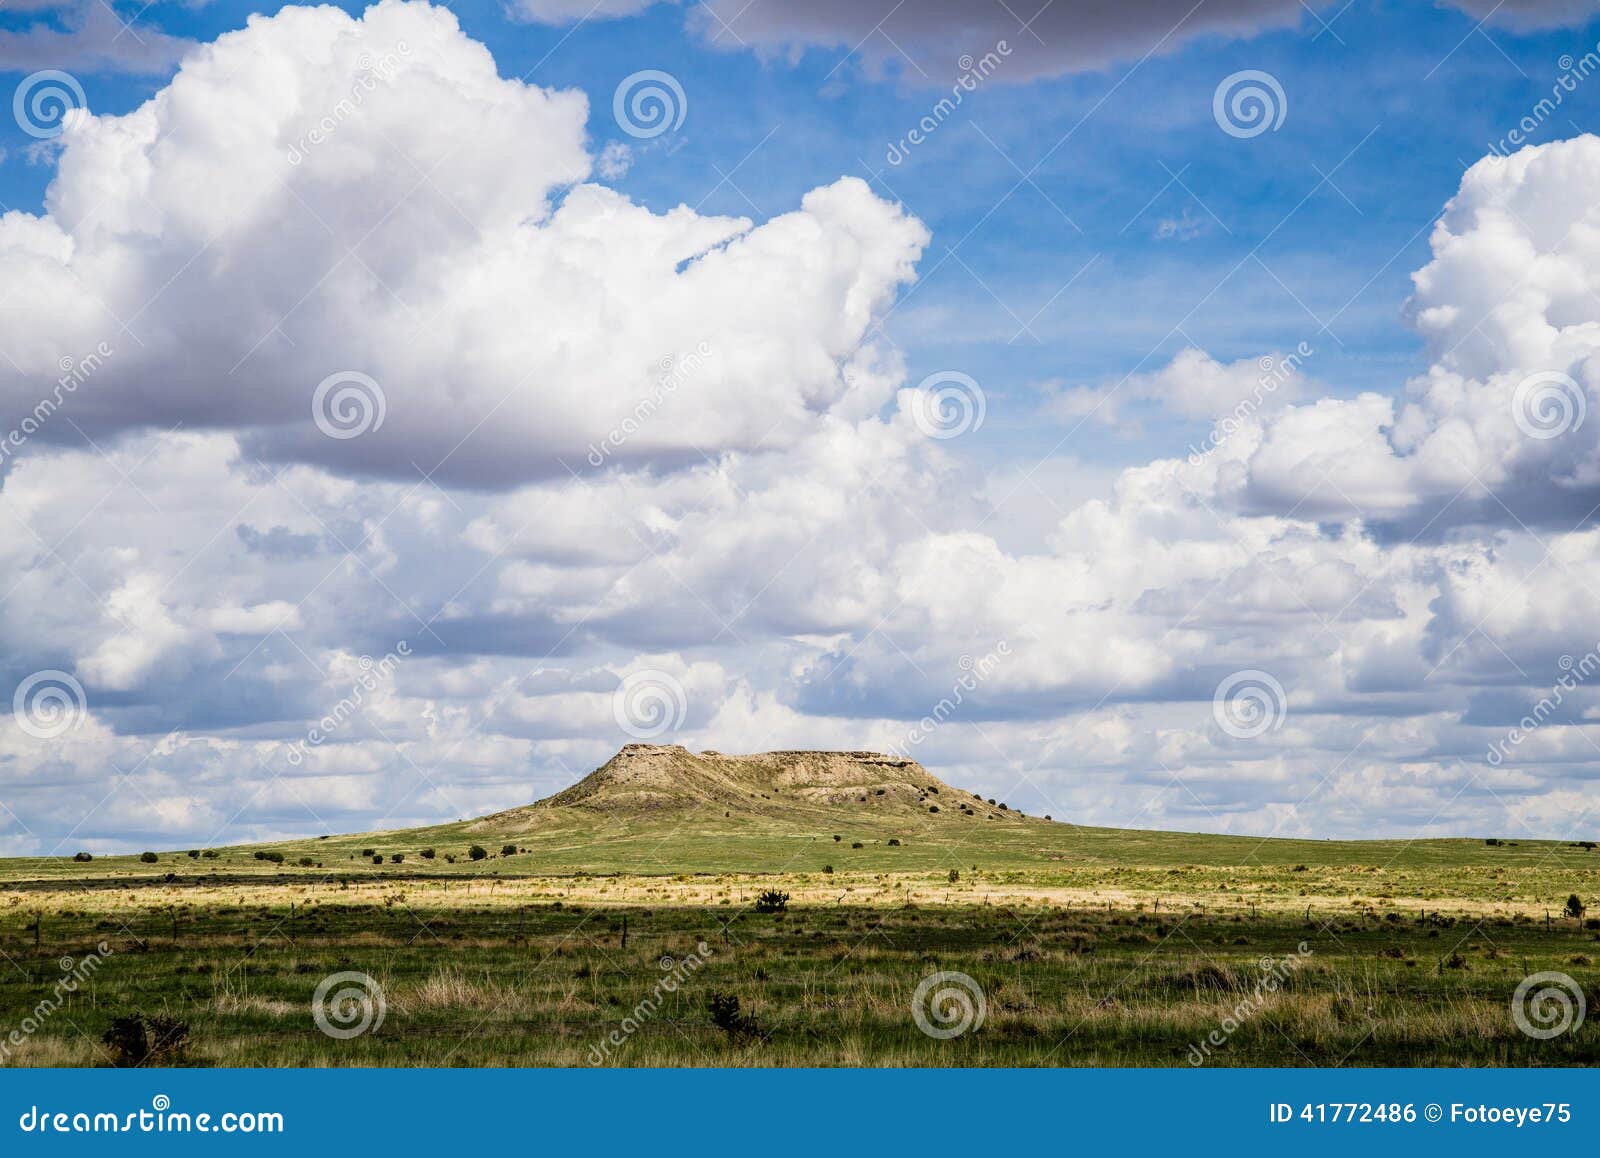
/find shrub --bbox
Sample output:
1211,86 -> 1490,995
468,845 -> 488,861
706,991 -> 758,1041
419,848 -> 436,859
298,857 -> 314,867
360,848 -> 375,857
261,851 -> 285,864
833,835 -> 841,842
201,849 -> 219,859
1567,894 -> 1586,919
101,1014 -> 190,1068
753,890 -> 789,913
501,844 -> 517,857
1291,864 -> 1308,872
444,854 -> 457,864
371,855 -> 383,864
887,839 -> 901,847
72,852 -> 93,863
1484,838 -> 1502,846
948,869 -> 960,883
928,805 -> 940,813
390,853 -> 404,864
822,864 -> 834,873
186,850 -> 200,859
851,842 -> 864,849
139,852 -> 158,863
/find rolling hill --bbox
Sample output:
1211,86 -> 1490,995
1,744 -> 1595,881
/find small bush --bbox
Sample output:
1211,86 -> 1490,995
948,868 -> 960,883
706,991 -> 758,1041
360,848 -> 376,857
1484,838 -> 1502,846
833,835 -> 841,842
419,848 -> 436,859
822,864 -> 834,874
501,844 -> 517,857
851,842 -> 864,849
72,852 -> 93,863
101,1014 -> 190,1068
260,851 -> 284,864
390,853 -> 404,864
186,850 -> 200,859
201,849 -> 219,859
468,845 -> 488,861
928,805 -> 940,813
1291,864 -> 1308,872
754,890 -> 789,913
887,838 -> 901,847
444,854 -> 457,864
371,855 -> 383,865
139,852 -> 158,864
1567,894 -> 1586,919
298,857 -> 314,867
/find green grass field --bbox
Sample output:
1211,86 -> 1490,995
2,748 -> 1597,1067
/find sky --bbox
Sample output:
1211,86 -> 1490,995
3,0 -> 1600,852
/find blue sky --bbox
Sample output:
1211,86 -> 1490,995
5,0 -> 1592,471
5,0 -> 1600,849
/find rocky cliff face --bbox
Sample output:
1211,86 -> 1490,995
519,744 -> 1029,822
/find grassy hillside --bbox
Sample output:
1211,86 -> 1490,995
3,744 -> 1595,884
2,747 -> 1597,1067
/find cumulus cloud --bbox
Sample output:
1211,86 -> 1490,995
8,3 -> 1600,852
0,0 -> 927,487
